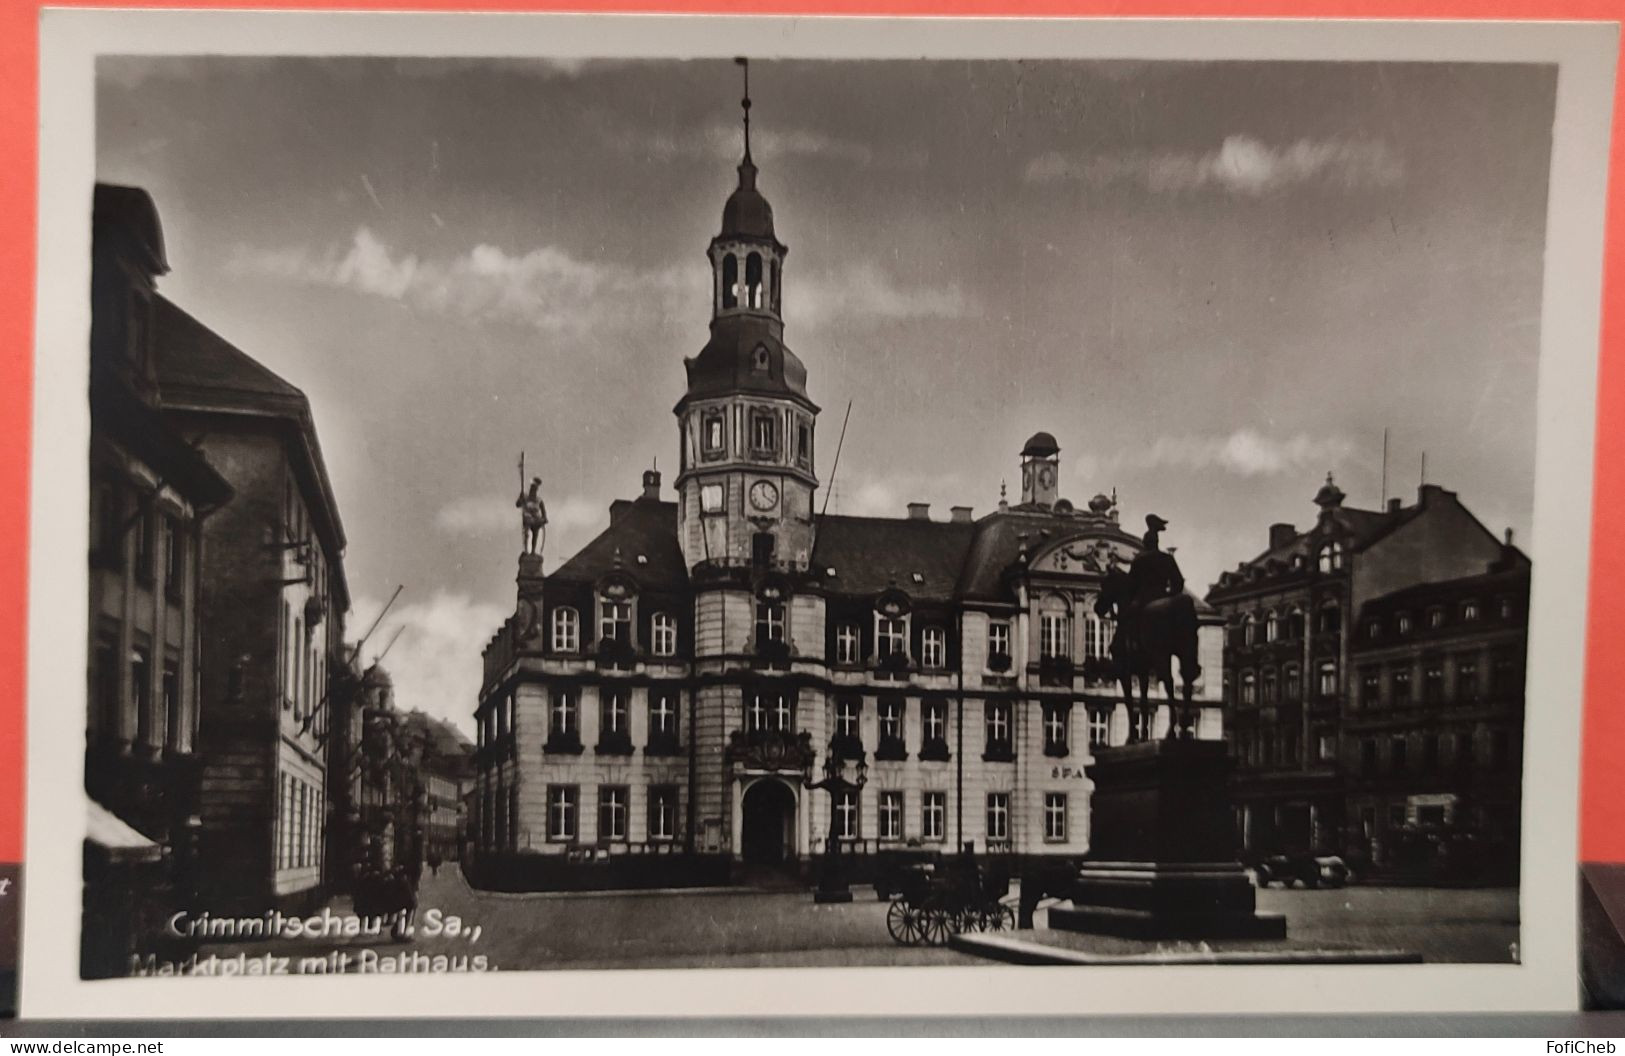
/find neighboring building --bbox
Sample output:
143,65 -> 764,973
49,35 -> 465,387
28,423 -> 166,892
84,185 -> 234,976
1206,474 -> 1527,874
400,710 -> 475,863
470,100 -> 1225,889
151,265 -> 350,913
1345,560 -> 1528,879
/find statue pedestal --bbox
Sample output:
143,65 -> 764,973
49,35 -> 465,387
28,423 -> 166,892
1049,739 -> 1286,941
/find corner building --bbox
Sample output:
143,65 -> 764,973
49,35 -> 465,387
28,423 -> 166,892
471,117 -> 1226,888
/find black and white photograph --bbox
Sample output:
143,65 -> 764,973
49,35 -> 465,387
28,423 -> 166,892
24,11 -> 1615,1018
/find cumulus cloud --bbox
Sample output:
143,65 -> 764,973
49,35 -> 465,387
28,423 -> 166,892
797,263 -> 972,327
625,120 -> 927,170
1076,429 -> 1354,479
226,227 -> 700,336
348,590 -> 509,738
1026,134 -> 1403,195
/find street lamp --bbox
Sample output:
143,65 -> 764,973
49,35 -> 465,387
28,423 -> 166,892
803,742 -> 869,904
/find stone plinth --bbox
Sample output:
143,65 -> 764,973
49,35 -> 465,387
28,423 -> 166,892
1050,739 -> 1285,941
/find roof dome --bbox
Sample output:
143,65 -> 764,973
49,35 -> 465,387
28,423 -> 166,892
1021,431 -> 1060,458
1314,472 -> 1346,509
721,161 -> 776,241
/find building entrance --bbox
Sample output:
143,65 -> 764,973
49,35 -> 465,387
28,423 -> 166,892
740,778 -> 796,867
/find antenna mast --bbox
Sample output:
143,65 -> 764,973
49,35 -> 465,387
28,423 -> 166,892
819,400 -> 854,522
1380,427 -> 1389,507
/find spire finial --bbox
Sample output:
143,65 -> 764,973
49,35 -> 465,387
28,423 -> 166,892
735,57 -> 752,164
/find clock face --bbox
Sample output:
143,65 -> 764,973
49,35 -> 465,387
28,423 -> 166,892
1039,465 -> 1055,489
749,480 -> 780,511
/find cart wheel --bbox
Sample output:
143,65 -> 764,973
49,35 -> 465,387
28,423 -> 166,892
886,898 -> 926,946
980,904 -> 1016,932
921,905 -> 956,946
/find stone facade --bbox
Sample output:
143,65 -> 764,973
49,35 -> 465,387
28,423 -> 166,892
471,115 -> 1226,889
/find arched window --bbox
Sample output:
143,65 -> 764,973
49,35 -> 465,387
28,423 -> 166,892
1242,614 -> 1257,647
745,252 -> 764,309
1265,611 -> 1279,642
651,612 -> 678,657
1241,672 -> 1257,706
721,254 -> 738,310
551,606 -> 579,652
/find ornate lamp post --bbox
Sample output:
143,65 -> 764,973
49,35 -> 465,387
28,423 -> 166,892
803,742 -> 868,904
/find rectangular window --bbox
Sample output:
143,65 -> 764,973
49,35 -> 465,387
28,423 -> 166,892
1361,670 -> 1381,708
1088,708 -> 1110,748
134,503 -> 155,584
548,785 -> 579,841
797,423 -> 812,467
1424,663 -> 1444,704
746,690 -> 794,733
702,414 -> 725,455
598,786 -> 629,841
1043,792 -> 1067,842
599,600 -> 632,644
1361,738 -> 1378,777
1043,703 -> 1069,755
879,790 -> 903,841
878,698 -> 903,745
549,691 -> 577,741
652,613 -> 678,657
163,515 -> 184,597
986,792 -> 1010,842
1317,733 -> 1336,761
1423,733 -> 1440,772
649,692 -> 680,749
1040,612 -> 1071,659
600,691 -> 629,740
835,623 -> 860,664
985,702 -> 1011,752
1392,669 -> 1412,706
922,792 -> 946,842
130,645 -> 151,748
755,601 -> 785,644
988,621 -> 1011,661
834,789 -> 860,840
1456,658 -> 1479,701
876,616 -> 907,660
1318,661 -> 1338,697
160,660 -> 179,752
551,607 -> 579,652
922,699 -> 948,749
700,483 -> 724,513
91,480 -> 123,568
922,627 -> 947,668
835,698 -> 860,739
1131,708 -> 1154,743
751,413 -> 777,455
649,785 -> 678,841
1391,736 -> 1408,774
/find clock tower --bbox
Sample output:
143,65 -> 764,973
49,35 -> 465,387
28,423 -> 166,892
674,62 -> 819,574
1020,430 -> 1061,508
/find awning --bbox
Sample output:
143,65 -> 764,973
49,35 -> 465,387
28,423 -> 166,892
86,797 -> 162,865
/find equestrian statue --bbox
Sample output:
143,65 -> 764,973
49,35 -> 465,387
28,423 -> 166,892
1095,513 -> 1203,740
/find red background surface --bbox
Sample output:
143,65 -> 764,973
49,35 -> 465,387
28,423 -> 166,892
0,0 -> 1622,866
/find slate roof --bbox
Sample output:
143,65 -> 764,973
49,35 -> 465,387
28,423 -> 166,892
152,294 -> 349,602
1235,503 -> 1421,573
1356,560 -> 1531,617
957,509 -> 1141,602
811,514 -> 979,601
550,497 -> 689,590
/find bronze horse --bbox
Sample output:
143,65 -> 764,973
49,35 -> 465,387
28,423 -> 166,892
1095,567 -> 1203,739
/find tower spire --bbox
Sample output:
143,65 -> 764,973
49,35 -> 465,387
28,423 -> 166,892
735,57 -> 753,167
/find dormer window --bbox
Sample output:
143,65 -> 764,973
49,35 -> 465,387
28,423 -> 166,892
551,606 -> 579,652
835,623 -> 860,665
1427,608 -> 1444,630
875,613 -> 908,660
751,343 -> 770,372
922,627 -> 947,668
1318,541 -> 1344,573
651,612 -> 678,657
1397,612 -> 1413,635
1463,600 -> 1480,621
599,598 -> 632,644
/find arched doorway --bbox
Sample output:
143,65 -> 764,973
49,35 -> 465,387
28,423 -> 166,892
740,779 -> 796,867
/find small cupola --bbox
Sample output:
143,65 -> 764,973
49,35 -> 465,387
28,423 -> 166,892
1019,430 -> 1061,509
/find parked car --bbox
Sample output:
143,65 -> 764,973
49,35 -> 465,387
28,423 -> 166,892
1251,853 -> 1352,889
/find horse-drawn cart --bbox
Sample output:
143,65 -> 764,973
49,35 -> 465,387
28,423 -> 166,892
884,861 -> 1016,946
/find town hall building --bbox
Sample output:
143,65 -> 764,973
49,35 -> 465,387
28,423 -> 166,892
470,87 -> 1225,889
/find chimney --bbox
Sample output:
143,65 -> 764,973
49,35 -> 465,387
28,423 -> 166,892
907,502 -> 931,521
641,468 -> 661,501
1419,483 -> 1445,506
1268,523 -> 1296,549
1504,527 -> 1515,546
1387,497 -> 1402,514
950,505 -> 974,523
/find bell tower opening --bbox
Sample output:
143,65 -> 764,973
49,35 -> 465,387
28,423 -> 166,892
1020,431 -> 1061,508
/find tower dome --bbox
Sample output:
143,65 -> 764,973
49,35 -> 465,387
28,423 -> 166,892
1021,431 -> 1060,458
721,159 -> 776,241
1314,472 -> 1346,509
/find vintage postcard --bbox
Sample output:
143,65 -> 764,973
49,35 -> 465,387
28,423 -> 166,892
16,10 -> 1615,1017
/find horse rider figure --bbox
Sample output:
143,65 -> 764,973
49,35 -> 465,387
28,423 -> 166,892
1126,514 -> 1198,738
517,476 -> 548,555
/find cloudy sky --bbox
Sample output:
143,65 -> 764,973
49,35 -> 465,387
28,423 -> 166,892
96,56 -> 1556,736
